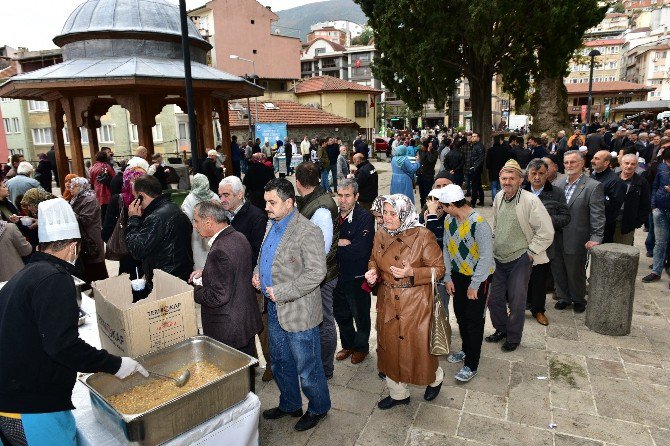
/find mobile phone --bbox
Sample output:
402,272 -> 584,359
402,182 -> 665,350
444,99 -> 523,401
136,194 -> 144,204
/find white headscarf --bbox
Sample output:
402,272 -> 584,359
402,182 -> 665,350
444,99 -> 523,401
382,194 -> 422,236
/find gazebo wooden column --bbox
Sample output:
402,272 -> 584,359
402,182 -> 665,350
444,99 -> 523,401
61,96 -> 86,178
47,99 -> 69,190
213,98 -> 233,176
87,127 -> 99,160
196,94 -> 214,162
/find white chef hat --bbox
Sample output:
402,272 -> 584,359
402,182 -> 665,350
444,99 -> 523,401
38,197 -> 81,243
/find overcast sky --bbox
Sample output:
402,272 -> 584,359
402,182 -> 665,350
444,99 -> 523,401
1,0 -> 322,50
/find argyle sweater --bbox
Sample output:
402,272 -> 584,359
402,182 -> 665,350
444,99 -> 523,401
443,211 -> 495,290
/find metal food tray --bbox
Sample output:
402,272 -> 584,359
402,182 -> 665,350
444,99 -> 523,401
79,336 -> 257,445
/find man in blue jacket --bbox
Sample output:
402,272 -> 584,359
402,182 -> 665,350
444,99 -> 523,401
643,146 -> 670,284
333,178 -> 375,365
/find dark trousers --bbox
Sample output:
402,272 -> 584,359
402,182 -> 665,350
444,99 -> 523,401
333,278 -> 371,353
286,155 -> 293,174
417,176 -> 433,209
232,160 -> 241,178
470,168 -> 484,205
303,154 -> 310,162
489,254 -> 533,344
551,240 -> 588,305
329,165 -> 338,191
527,262 -> 550,314
603,220 -> 616,244
452,271 -> 490,371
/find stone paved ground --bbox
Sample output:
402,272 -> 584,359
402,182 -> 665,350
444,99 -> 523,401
253,159 -> 670,446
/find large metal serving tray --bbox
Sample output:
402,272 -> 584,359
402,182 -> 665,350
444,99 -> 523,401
79,336 -> 257,445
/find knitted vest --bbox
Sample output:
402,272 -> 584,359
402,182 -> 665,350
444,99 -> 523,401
297,188 -> 340,283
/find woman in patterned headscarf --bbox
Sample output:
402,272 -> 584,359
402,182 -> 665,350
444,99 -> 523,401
102,167 -> 145,278
19,188 -> 56,248
364,194 -> 446,410
181,173 -> 219,269
69,177 -> 108,284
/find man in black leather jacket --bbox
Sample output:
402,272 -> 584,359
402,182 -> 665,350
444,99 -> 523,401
125,175 -> 193,289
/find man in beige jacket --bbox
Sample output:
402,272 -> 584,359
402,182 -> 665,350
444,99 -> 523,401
485,159 -> 554,352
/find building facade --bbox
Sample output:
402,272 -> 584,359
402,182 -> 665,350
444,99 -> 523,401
566,39 -> 625,85
565,81 -> 654,122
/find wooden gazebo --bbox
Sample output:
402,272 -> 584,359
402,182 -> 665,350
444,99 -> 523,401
0,0 -> 263,188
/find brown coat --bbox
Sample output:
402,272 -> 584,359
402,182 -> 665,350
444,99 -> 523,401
368,226 -> 445,386
70,194 -> 105,264
0,222 -> 31,282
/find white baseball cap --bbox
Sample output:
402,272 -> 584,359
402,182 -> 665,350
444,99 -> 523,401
438,184 -> 465,204
427,189 -> 442,200
578,146 -> 588,153
38,197 -> 81,243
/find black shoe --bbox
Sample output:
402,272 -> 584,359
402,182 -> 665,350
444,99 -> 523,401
378,372 -> 386,380
554,300 -> 571,310
501,341 -> 519,352
573,303 -> 586,313
642,273 -> 661,283
465,192 -> 471,197
485,330 -> 507,343
262,407 -> 303,420
377,395 -> 410,410
478,201 -> 484,206
294,411 -> 327,431
470,201 -> 477,208
424,383 -> 442,401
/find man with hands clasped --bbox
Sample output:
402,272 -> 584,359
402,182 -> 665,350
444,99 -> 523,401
438,185 -> 495,382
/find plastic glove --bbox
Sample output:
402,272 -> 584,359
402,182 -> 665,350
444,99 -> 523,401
115,357 -> 149,379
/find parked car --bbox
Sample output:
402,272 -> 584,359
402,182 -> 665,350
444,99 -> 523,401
374,137 -> 390,155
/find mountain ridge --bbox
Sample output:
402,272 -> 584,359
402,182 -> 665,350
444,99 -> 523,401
275,0 -> 367,42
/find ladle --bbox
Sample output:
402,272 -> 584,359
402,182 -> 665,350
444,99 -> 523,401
146,369 -> 191,387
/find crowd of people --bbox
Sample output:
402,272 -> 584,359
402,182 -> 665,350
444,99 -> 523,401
1,118 -> 670,440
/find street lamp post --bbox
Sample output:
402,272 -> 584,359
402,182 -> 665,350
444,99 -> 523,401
586,49 -> 601,127
178,0 -> 200,173
230,55 -> 259,140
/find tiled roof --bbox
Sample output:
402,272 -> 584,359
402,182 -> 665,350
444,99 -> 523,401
294,75 -> 381,94
566,81 -> 655,94
0,64 -> 17,80
584,39 -> 625,46
308,38 -> 346,53
228,100 -> 358,128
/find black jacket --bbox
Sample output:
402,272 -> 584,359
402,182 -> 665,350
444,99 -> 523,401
336,204 -> 375,281
620,173 -> 651,235
243,162 -> 275,211
125,194 -> 194,284
523,181 -> 571,259
354,160 -> 378,203
443,147 -> 464,173
110,171 -> 123,196
590,168 -> 626,224
230,200 -> 268,269
201,158 -> 221,193
417,149 -> 438,181
47,148 -> 58,182
486,143 -> 511,179
0,252 -> 121,413
510,145 -> 532,169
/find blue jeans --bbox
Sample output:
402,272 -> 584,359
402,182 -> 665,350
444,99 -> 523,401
267,302 -> 331,415
321,168 -> 331,192
490,180 -> 501,202
652,209 -> 670,275
241,157 -> 248,174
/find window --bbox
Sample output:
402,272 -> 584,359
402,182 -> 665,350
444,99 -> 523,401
178,122 -> 188,140
250,20 -> 255,24
152,123 -> 163,141
62,126 -> 88,144
63,128 -> 69,144
301,62 -> 312,72
353,53 -> 371,64
130,124 -> 139,142
32,128 -> 52,145
1,97 -> 13,102
352,66 -> 371,77
354,100 -> 367,117
98,124 -> 114,143
3,118 -> 11,134
252,49 -> 257,54
28,100 -> 48,112
11,118 -> 20,133
315,47 -> 326,56
321,58 -> 337,68
9,148 -> 24,156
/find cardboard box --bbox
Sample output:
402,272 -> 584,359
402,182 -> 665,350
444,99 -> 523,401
92,270 -> 197,357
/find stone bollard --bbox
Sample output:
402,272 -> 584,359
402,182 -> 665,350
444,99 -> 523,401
585,243 -> 639,336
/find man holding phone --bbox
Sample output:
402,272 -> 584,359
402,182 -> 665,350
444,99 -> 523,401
125,175 -> 194,291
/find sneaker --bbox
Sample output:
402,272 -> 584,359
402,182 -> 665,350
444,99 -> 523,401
642,273 -> 661,283
455,366 -> 477,382
447,351 -> 466,363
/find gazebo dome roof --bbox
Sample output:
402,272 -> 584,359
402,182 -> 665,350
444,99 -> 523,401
54,0 -> 209,48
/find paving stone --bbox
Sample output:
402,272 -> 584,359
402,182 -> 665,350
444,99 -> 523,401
463,390 -> 507,419
624,363 -> 670,387
576,328 -> 654,351
411,403 -> 460,436
259,414 -> 314,446
650,428 -> 670,446
618,348 -> 663,368
356,403 -> 418,446
453,356 -> 510,396
329,383 -> 379,416
585,358 -> 628,379
548,353 -> 590,391
346,362 -> 387,396
306,408 -> 367,446
457,412 -> 553,446
550,388 -> 597,415
546,337 -> 621,362
552,408 -> 655,446
547,324 -> 579,341
424,382 -> 466,410
553,433 -> 604,446
480,342 -> 548,366
507,362 -> 550,428
593,378 -> 670,428
405,428 -> 488,446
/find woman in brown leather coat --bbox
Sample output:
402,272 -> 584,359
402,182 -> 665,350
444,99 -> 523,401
364,194 -> 446,410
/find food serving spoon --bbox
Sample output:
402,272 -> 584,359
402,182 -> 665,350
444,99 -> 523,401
146,369 -> 191,387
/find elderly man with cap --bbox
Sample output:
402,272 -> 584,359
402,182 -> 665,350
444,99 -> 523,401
486,159 -> 554,352
0,198 -> 147,444
438,184 -> 495,382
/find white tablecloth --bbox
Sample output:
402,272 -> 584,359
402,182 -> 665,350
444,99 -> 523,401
74,294 -> 260,446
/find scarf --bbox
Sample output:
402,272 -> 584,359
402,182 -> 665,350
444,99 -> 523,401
20,188 -> 55,211
190,173 -> 215,202
69,177 -> 94,203
382,194 -> 422,237
393,145 -> 408,168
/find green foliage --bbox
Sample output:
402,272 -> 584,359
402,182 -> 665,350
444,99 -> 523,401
351,27 -> 374,45
612,1 -> 625,13
355,0 -> 606,133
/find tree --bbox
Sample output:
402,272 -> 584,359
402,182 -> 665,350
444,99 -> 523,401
355,0 -> 605,144
351,27 -> 374,45
612,1 -> 625,13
